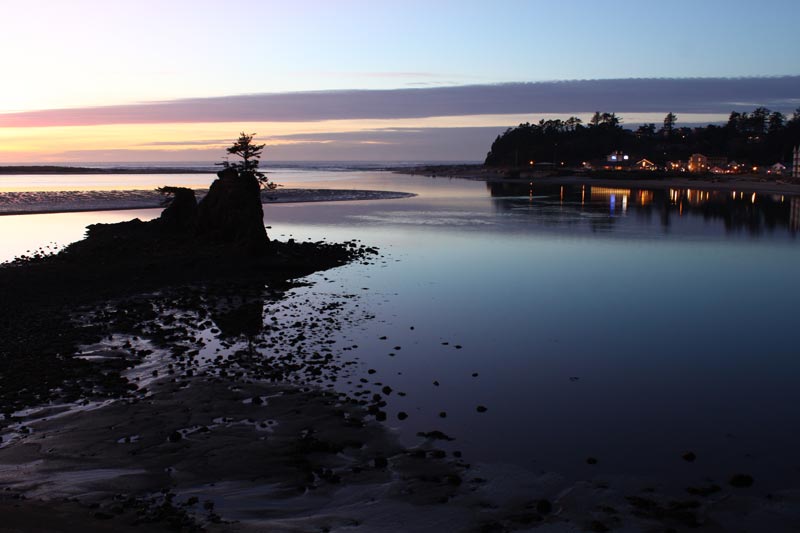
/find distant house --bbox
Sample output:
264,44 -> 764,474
710,166 -> 726,174
688,154 -> 708,173
793,146 -> 799,179
707,156 -> 727,168
602,151 -> 632,170
606,151 -> 630,163
769,163 -> 786,175
635,158 -> 657,170
688,154 -> 726,173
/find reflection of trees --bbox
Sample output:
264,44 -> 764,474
696,195 -> 789,235
488,182 -> 617,232
487,181 -> 796,236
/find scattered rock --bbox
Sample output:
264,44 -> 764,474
536,499 -> 553,515
729,474 -> 754,488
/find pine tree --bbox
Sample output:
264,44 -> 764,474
220,132 -> 276,189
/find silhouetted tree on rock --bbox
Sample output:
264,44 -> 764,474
196,133 -> 273,254
219,132 -> 276,190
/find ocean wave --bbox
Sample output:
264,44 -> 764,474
0,189 -> 415,215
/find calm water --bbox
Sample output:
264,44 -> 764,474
2,170 -> 799,493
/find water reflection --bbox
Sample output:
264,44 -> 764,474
488,182 -> 798,236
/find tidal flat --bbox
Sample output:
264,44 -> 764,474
2,169 -> 800,531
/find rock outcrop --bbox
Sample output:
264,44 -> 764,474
196,168 -> 269,254
157,186 -> 198,232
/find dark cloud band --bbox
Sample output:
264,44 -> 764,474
2,77 -> 798,127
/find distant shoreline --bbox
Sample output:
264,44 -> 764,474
0,165 -> 213,175
392,164 -> 800,196
0,188 -> 415,216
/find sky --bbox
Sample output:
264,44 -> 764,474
1,0 -> 798,163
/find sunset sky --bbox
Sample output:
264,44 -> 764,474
1,0 -> 798,163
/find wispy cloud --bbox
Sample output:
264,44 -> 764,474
140,139 -> 230,146
2,77 -> 797,128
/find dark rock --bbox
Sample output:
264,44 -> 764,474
416,430 -> 454,441
157,186 -> 197,231
682,451 -> 696,462
586,457 -> 598,465
196,168 -> 269,254
536,499 -> 553,515
476,405 -> 487,413
729,474 -> 754,488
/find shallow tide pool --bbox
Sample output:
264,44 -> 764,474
3,170 -> 800,495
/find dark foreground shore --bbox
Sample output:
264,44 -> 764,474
2,179 -> 799,531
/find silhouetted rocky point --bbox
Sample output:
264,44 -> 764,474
1,167 -> 377,313
196,167 -> 270,253
156,168 -> 268,253
0,168 -> 379,421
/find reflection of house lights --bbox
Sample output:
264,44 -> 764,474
751,193 -> 756,204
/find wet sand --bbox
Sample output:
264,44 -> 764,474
0,188 -> 415,216
3,192 -> 800,531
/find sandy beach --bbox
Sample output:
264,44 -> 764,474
0,188 -> 415,216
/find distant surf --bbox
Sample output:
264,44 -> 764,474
0,188 -> 415,216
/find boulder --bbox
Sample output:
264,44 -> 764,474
157,186 -> 198,232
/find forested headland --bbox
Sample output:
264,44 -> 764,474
484,108 -> 800,168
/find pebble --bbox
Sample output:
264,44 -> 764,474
536,499 -> 553,515
729,474 -> 754,488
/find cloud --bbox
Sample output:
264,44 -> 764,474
140,139 -> 230,146
40,127 -> 502,163
2,77 -> 797,128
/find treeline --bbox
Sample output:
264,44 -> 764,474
484,108 -> 800,167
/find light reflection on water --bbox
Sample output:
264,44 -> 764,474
2,171 -> 800,491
